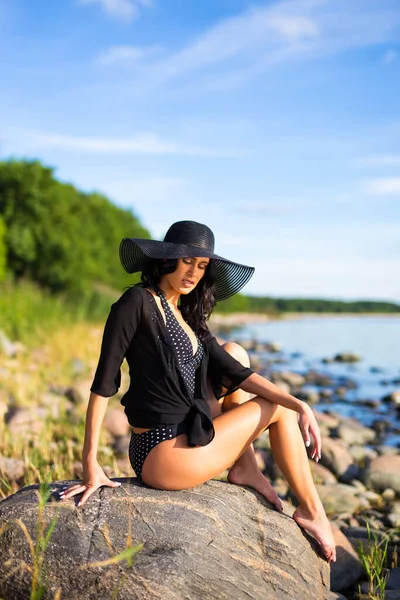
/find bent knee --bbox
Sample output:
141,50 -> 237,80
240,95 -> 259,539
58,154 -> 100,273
222,341 -> 250,368
274,404 -> 299,422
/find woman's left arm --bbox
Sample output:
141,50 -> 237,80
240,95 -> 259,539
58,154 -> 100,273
240,372 -> 321,461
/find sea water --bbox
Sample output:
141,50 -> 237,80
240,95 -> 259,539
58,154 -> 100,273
232,316 -> 400,445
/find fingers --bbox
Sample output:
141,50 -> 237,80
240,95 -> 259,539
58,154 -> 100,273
58,479 -> 122,506
77,486 -> 97,507
59,484 -> 87,501
299,412 -> 322,462
309,421 -> 322,461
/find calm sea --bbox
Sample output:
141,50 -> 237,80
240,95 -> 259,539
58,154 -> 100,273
232,316 -> 400,446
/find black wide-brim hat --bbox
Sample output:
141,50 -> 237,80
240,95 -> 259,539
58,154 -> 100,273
119,220 -> 255,302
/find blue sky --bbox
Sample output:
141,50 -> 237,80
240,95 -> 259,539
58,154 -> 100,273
1,0 -> 400,301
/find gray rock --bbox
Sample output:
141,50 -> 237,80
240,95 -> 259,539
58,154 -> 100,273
342,526 -> 386,541
0,455 -> 26,481
348,445 -> 378,463
316,483 -> 366,516
64,386 -> 84,404
112,434 -> 131,456
296,387 -> 320,404
387,513 -> 400,528
319,437 -> 359,482
382,488 -> 397,502
304,372 -> 334,387
320,389 -> 334,399
103,407 -> 130,438
376,446 -> 400,457
330,524 -> 363,592
333,353 -> 361,363
316,411 -> 340,429
0,397 -> 8,422
372,419 -> 391,435
388,570 -> 400,591
334,419 -> 376,446
358,490 -> 384,509
382,390 -> 400,405
364,455 -> 400,495
309,461 -> 338,485
70,358 -> 86,377
0,480 -> 332,600
5,407 -> 46,436
264,341 -> 282,353
271,371 -> 305,387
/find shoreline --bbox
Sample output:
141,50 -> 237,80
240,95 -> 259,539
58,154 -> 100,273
210,311 -> 400,326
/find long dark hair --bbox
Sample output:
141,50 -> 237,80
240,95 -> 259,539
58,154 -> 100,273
137,257 -> 216,340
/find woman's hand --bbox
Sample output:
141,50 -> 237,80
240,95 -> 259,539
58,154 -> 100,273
298,403 -> 322,462
59,461 -> 121,506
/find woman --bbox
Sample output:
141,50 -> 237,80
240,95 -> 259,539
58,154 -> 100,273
60,220 -> 336,563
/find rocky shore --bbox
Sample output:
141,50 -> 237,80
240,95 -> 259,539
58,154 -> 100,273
224,335 -> 400,599
0,325 -> 400,598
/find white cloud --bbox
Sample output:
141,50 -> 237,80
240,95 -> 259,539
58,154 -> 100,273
77,0 -> 150,22
356,154 -> 400,167
142,5 -> 319,84
96,45 -> 161,66
364,177 -> 400,195
10,129 -> 242,158
117,0 -> 400,92
382,48 -> 398,64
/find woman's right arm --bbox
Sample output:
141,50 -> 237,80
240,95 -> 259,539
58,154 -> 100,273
59,288 -> 143,505
60,392 -> 121,505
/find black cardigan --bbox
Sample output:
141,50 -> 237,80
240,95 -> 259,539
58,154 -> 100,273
90,286 -> 254,447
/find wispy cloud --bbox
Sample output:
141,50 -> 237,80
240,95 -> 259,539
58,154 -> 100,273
96,45 -> 161,66
77,0 -> 150,22
9,129 -> 243,158
106,0 -> 400,92
364,177 -> 400,195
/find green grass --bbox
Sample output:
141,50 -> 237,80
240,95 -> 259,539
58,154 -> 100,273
356,521 -> 397,600
0,278 -> 115,345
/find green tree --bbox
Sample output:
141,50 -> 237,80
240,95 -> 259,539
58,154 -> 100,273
0,159 -> 150,295
0,215 -> 6,282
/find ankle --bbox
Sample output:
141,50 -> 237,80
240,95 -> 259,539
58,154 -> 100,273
297,501 -> 323,518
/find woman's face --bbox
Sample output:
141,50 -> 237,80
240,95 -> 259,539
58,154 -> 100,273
162,257 -> 210,295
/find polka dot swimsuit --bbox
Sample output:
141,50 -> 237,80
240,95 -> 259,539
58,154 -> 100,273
158,288 -> 203,396
128,290 -> 203,480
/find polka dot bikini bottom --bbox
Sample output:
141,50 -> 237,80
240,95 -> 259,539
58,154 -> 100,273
129,420 -> 189,481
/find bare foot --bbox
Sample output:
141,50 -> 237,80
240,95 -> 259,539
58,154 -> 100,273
228,462 -> 283,512
293,505 -> 336,562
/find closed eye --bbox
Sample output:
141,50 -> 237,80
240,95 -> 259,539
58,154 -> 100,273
182,258 -> 209,270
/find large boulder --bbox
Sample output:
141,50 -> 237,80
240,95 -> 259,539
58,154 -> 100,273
364,455 -> 400,495
330,524 -> 363,592
316,483 -> 366,516
333,419 -> 376,446
0,479 -> 332,600
319,437 -> 359,482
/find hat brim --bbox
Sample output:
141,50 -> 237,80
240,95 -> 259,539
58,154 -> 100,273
119,238 -> 254,302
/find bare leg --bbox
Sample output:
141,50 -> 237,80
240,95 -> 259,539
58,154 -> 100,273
141,394 -> 336,562
268,410 -> 335,561
216,342 -> 282,512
